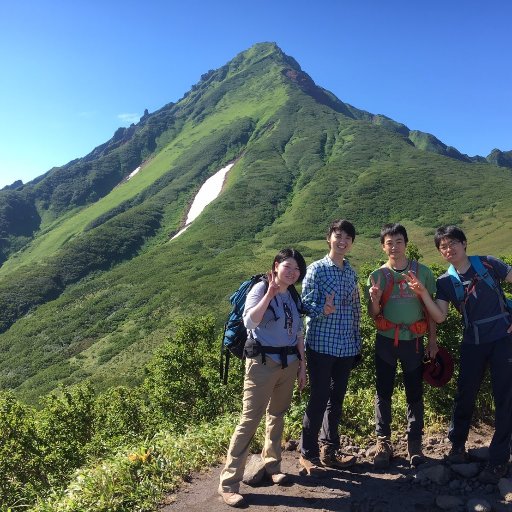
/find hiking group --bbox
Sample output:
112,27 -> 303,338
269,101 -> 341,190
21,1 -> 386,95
218,220 -> 512,508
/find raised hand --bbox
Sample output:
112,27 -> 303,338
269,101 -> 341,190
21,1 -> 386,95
266,270 -> 280,299
323,292 -> 336,315
405,271 -> 426,296
369,274 -> 383,303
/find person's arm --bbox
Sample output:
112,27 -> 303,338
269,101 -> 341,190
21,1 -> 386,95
367,271 -> 383,319
301,265 -> 336,319
296,332 -> 306,391
505,268 -> 512,333
406,271 -> 449,323
426,315 -> 439,359
353,281 -> 362,344
243,272 -> 279,328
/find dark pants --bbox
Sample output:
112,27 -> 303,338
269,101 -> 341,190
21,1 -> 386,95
374,333 -> 424,441
449,335 -> 512,466
301,348 -> 354,459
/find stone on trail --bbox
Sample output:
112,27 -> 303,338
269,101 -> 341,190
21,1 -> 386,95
421,464 -> 452,485
242,454 -> 266,486
466,498 -> 492,512
451,462 -> 480,478
499,478 -> 512,502
436,494 -> 464,510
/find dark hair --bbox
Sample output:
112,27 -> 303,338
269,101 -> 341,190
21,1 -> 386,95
434,225 -> 467,249
326,219 -> 356,241
273,248 -> 307,282
380,223 -> 408,245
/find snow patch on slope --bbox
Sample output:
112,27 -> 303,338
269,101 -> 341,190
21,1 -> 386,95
171,163 -> 234,240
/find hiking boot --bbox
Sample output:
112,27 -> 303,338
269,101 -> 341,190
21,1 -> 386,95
220,492 -> 246,507
299,456 -> 325,476
373,436 -> 393,469
446,444 -> 468,464
478,463 -> 509,484
320,445 -> 357,469
407,438 -> 425,467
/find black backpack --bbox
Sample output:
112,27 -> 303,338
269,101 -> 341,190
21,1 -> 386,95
219,274 -> 303,384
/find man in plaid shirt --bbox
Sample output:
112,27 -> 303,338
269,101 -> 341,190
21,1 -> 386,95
299,219 -> 362,475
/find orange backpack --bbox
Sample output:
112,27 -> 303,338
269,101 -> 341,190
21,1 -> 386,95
373,260 -> 428,350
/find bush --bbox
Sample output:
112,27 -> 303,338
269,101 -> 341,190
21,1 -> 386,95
36,384 -> 96,485
0,392 -> 44,506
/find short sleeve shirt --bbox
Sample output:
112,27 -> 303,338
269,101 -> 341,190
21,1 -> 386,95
243,281 -> 303,363
364,262 -> 435,341
436,255 -> 512,344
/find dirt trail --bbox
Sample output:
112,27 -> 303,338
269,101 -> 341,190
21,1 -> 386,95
160,424 -> 512,512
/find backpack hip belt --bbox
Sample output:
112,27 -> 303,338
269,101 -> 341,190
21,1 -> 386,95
375,314 -> 428,351
469,312 -> 510,344
244,336 -> 301,369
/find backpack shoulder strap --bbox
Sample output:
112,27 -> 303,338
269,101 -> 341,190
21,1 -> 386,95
288,285 -> 304,314
410,259 -> 419,276
470,256 -> 510,314
469,256 -> 498,291
380,267 -> 394,308
447,264 -> 465,303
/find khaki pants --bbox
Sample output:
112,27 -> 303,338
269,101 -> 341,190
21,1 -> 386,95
219,356 -> 299,493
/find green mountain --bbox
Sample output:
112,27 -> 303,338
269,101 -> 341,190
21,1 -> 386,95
1,42 -> 511,403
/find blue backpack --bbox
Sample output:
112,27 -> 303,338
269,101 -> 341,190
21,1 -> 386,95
447,255 -> 512,343
219,274 -> 302,384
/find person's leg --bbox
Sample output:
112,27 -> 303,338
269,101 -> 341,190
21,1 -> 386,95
263,359 -> 299,475
488,335 -> 512,466
400,339 -> 424,442
301,349 -> 334,460
400,339 -> 425,465
219,358 -> 278,493
448,343 -> 487,449
318,355 -> 354,449
374,340 -> 397,439
373,335 -> 397,468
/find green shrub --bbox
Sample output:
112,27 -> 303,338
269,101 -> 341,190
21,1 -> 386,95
0,392 -> 44,507
36,384 -> 96,485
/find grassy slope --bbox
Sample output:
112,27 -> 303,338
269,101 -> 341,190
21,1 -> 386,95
1,44 -> 511,404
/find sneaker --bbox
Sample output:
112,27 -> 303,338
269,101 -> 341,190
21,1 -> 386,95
407,438 -> 425,467
299,456 -> 325,476
320,445 -> 357,469
478,463 -> 509,484
446,444 -> 468,463
373,436 -> 393,469
269,472 -> 290,485
220,492 -> 246,507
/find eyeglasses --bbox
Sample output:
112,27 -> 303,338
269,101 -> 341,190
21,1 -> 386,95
438,240 -> 462,252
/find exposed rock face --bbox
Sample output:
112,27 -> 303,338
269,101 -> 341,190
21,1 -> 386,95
487,148 -> 512,168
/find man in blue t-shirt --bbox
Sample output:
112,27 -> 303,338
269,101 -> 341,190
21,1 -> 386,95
407,225 -> 512,485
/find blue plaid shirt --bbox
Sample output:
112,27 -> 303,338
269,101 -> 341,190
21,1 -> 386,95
301,255 -> 362,357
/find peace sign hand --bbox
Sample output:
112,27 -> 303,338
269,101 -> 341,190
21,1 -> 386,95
323,292 -> 336,316
266,270 -> 280,299
405,271 -> 426,296
369,274 -> 383,303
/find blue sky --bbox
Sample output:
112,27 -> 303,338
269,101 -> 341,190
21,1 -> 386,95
1,0 -> 511,188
